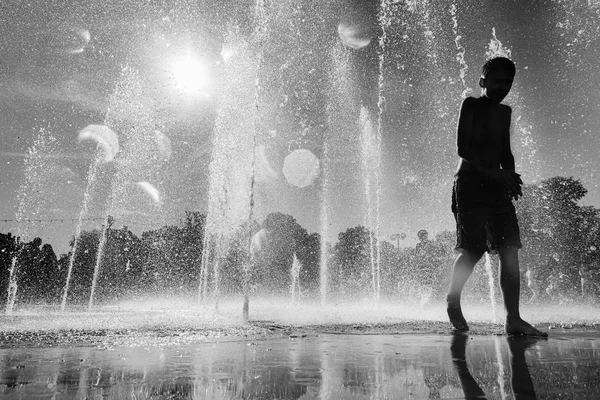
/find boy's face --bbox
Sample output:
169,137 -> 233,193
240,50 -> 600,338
479,69 -> 514,104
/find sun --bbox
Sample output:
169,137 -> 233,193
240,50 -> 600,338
172,54 -> 210,94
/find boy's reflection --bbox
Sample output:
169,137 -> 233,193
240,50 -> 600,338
450,332 -> 542,400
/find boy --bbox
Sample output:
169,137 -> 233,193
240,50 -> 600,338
447,56 -> 547,336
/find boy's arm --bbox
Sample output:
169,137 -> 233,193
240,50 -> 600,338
456,97 -> 484,170
499,106 -> 523,198
500,106 -> 516,171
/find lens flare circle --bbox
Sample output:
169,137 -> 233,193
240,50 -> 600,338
337,22 -> 372,50
78,124 -> 119,162
282,149 -> 320,188
136,181 -> 161,204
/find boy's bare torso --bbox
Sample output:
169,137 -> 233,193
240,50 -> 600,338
458,97 -> 511,172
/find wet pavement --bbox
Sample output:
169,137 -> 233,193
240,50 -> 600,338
1,330 -> 599,399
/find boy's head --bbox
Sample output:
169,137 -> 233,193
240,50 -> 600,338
479,56 -> 515,104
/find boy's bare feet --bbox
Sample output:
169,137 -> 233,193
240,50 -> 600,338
447,295 -> 469,331
505,317 -> 548,337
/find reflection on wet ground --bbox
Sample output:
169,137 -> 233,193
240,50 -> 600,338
1,331 -> 599,399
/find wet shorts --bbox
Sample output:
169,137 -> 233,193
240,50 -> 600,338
451,171 -> 522,254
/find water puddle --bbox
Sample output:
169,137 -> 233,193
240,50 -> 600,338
1,332 -> 599,399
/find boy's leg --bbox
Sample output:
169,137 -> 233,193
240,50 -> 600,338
497,246 -> 547,336
447,249 -> 483,331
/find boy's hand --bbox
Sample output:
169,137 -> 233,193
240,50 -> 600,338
488,169 -> 522,200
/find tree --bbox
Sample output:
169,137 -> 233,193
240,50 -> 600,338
516,176 -> 598,298
253,212 -> 309,294
296,232 -> 321,295
16,237 -> 43,304
39,243 -> 59,303
331,226 -> 373,298
65,229 -> 101,304
96,226 -> 144,302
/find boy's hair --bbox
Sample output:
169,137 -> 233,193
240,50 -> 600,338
482,56 -> 516,78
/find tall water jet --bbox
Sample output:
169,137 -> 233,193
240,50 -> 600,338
322,42 -> 353,305
198,27 -> 257,308
373,0 -> 395,303
449,3 -> 471,98
86,65 -> 161,310
62,125 -> 119,311
61,156 -> 99,311
290,253 -> 302,303
88,215 -> 111,311
200,1 -> 269,318
359,107 -> 382,302
326,41 -> 360,300
319,139 -> 330,306
484,252 -> 498,324
6,130 -> 58,314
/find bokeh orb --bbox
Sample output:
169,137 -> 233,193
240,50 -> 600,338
282,149 -> 320,188
78,125 -> 119,162
337,21 -> 372,50
136,181 -> 161,204
51,26 -> 90,54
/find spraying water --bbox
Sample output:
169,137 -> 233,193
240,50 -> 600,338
5,257 -> 18,315
359,107 -> 381,302
374,0 -> 393,303
449,3 -> 470,98
484,252 -> 498,324
86,65 -> 160,310
61,155 -> 100,311
290,253 -> 302,303
200,0 -> 270,319
62,125 -> 120,310
319,142 -> 330,306
321,41 -> 356,304
485,28 -> 541,181
6,131 -> 57,314
88,215 -> 111,311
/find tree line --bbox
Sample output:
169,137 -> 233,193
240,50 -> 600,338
0,176 -> 599,306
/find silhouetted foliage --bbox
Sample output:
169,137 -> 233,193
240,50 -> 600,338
252,212 -> 309,294
331,226 -> 373,298
3,174 -> 600,306
515,176 -> 600,300
140,211 -> 205,296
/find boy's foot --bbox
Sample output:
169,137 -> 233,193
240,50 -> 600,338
447,297 -> 469,331
505,317 -> 548,337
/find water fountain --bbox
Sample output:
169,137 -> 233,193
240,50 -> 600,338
2,0 -> 600,396
5,131 -> 59,314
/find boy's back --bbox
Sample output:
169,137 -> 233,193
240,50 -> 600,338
460,97 -> 511,171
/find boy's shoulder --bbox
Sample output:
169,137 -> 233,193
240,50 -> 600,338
462,96 -> 512,113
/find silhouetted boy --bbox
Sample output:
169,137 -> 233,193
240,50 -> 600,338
447,56 -> 546,336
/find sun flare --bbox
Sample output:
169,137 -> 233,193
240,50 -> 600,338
172,55 -> 209,94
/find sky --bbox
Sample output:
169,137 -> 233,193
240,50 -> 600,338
1,0 -> 600,255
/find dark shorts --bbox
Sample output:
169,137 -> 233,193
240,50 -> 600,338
451,171 -> 522,254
